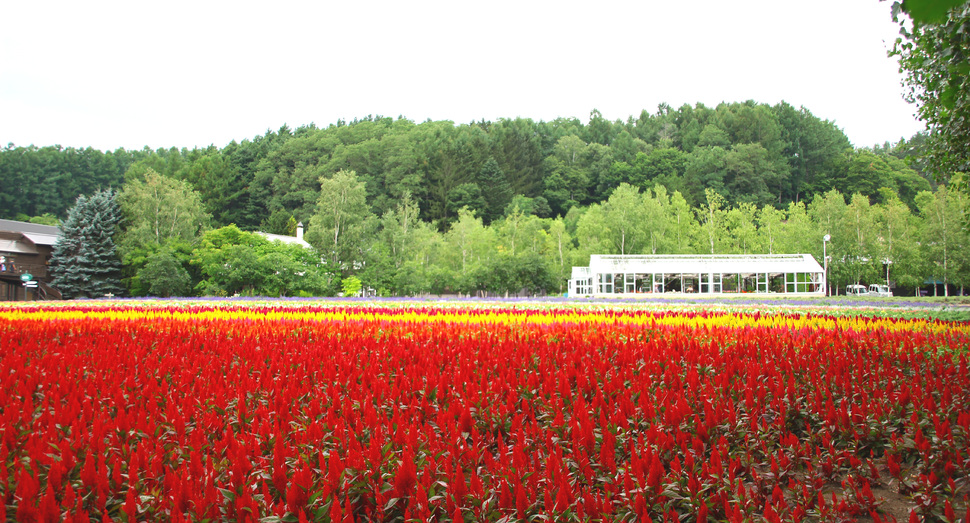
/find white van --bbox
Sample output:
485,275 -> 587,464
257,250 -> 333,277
868,284 -> 893,297
845,284 -> 869,296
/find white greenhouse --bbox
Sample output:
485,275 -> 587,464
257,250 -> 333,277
568,254 -> 825,297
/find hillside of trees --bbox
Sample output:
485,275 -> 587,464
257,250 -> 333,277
3,101 -> 966,297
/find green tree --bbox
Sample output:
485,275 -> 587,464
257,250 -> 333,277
697,188 -> 728,254
50,189 -> 125,299
809,190 -> 849,291
248,130 -> 339,227
683,146 -> 729,205
875,190 -> 922,289
542,135 -> 592,215
446,183 -> 487,219
574,204 -> 611,260
192,227 -> 269,296
424,123 -> 490,225
696,124 -> 731,148
610,130 -> 648,164
222,128 -> 293,228
117,168 -> 210,295
376,191 -> 444,296
548,217 -> 571,293
444,208 -> 497,295
885,154 -> 932,209
192,225 -> 336,297
892,2 -> 970,182
841,151 -> 895,200
178,151 -> 245,227
776,201 -> 818,256
377,121 -> 427,215
661,188 -> 697,254
724,143 -> 783,207
0,145 -> 126,220
137,249 -> 192,297
306,170 -> 374,272
260,210 -> 297,236
840,193 -> 881,286
341,275 -> 363,297
381,192 -> 421,267
496,205 -> 527,257
476,157 -> 513,223
118,168 -> 210,257
259,241 -> 335,297
630,148 -> 689,194
489,118 -> 544,196
602,184 -> 645,255
641,186 -> 670,254
492,211 -> 556,295
756,205 -> 786,254
672,103 -> 714,152
915,181 -> 970,296
510,250 -> 556,295
724,202 -> 760,254
774,102 -> 851,203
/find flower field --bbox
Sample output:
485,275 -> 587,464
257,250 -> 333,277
1,303 -> 969,522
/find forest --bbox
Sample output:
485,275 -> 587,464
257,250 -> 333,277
2,100 -> 966,297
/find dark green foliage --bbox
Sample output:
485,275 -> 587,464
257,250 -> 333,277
489,118 -> 544,197
505,195 -> 552,218
447,183 -> 487,218
122,239 -> 199,297
629,148 -> 689,192
50,189 -> 125,298
774,101 -> 853,202
137,249 -> 192,297
475,157 -> 513,223
0,145 -> 128,220
4,101 -> 873,224
261,209 -> 297,236
192,225 -> 337,297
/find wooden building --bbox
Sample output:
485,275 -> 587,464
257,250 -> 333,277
0,219 -> 62,301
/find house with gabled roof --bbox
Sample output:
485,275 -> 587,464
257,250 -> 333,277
0,219 -> 63,300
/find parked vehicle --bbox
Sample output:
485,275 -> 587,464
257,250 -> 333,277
868,284 -> 893,297
845,284 -> 869,296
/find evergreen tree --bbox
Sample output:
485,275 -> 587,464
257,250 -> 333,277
50,189 -> 125,298
476,157 -> 513,223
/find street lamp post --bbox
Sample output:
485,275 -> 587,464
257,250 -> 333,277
823,234 -> 830,296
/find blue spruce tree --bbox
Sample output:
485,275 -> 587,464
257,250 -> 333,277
50,189 -> 124,298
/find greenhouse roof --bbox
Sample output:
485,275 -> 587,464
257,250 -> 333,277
587,254 -> 824,274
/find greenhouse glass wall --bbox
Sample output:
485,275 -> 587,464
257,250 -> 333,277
568,254 -> 825,297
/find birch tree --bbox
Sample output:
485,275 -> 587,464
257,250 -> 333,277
306,170 -> 373,270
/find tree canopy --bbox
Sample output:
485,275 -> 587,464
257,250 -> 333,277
892,1 -> 970,185
4,102 -> 965,298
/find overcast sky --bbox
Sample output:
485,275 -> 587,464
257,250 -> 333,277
1,0 -> 923,152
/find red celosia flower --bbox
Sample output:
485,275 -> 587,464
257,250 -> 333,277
393,448 -> 417,498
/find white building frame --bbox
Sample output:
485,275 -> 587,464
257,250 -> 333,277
569,254 -> 825,297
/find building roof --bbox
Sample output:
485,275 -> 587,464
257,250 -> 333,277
0,220 -> 61,246
0,234 -> 39,255
587,254 -> 824,274
255,231 -> 310,248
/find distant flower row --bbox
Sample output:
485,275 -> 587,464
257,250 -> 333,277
3,302 -> 966,335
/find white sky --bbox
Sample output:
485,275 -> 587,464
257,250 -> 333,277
1,0 -> 923,152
